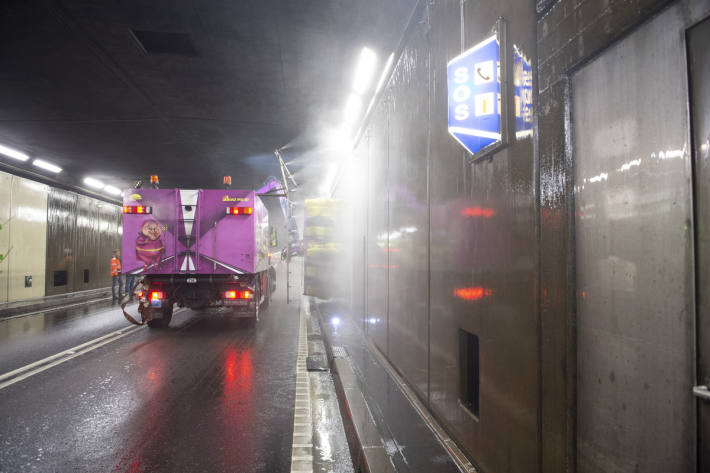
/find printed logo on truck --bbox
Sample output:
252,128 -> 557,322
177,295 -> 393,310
222,196 -> 249,202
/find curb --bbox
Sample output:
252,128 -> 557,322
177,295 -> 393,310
309,297 -> 395,473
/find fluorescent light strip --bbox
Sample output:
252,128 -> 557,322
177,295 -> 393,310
0,144 -> 29,162
83,177 -> 105,190
104,185 -> 122,196
352,47 -> 378,95
32,159 -> 62,173
320,164 -> 338,195
343,93 -> 363,124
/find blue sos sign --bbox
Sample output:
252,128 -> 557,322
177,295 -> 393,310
447,35 -> 502,157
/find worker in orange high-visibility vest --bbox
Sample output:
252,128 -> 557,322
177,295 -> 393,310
111,249 -> 123,301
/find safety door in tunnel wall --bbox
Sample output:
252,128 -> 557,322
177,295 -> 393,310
573,5 -> 698,473
689,15 -> 710,473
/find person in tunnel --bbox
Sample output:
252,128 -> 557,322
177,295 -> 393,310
124,271 -> 136,301
110,249 -> 122,302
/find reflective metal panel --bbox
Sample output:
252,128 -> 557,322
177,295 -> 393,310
426,1 -> 539,471
8,176 -> 48,302
688,15 -> 710,471
0,171 -> 11,303
366,97 -> 390,354
97,202 -> 122,289
386,19 -> 430,397
348,143 -> 369,323
74,195 -> 100,290
573,8 -> 695,472
45,189 -> 77,296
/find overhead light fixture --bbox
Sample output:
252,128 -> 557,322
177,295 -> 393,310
320,164 -> 338,195
104,185 -> 122,196
83,177 -> 105,190
343,93 -> 363,124
0,143 -> 30,162
32,159 -> 62,173
352,47 -> 378,95
324,125 -> 352,149
375,52 -> 395,94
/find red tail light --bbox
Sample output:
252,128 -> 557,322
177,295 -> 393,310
123,205 -> 152,214
226,207 -> 253,215
150,291 -> 165,300
223,290 -> 252,299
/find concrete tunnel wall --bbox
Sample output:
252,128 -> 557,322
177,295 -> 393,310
0,169 -> 122,305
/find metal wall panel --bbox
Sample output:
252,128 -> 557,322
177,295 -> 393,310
366,99 -> 390,354
348,141 -> 369,323
8,176 -> 48,302
45,189 -> 77,296
97,200 -> 122,289
0,171 -> 11,303
427,1 -> 539,471
353,1 -> 540,470
386,18 -> 431,398
0,168 -> 122,302
573,7 -> 695,472
45,187 -> 121,295
689,15 -> 710,470
74,195 -> 100,290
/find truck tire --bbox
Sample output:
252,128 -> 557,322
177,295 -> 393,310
147,303 -> 173,329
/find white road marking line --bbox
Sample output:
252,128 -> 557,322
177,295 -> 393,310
0,297 -> 114,321
0,327 -> 144,390
0,326 -> 143,383
0,307 -> 186,391
290,297 -> 313,473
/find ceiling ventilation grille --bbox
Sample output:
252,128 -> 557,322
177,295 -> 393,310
131,30 -> 198,57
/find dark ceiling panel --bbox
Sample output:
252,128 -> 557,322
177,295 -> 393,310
0,0 -> 414,192
131,30 -> 199,56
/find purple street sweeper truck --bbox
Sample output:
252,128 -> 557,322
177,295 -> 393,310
120,182 -> 277,328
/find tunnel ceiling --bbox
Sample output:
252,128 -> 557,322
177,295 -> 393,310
0,0 -> 412,192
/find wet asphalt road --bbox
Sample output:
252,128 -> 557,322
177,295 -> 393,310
0,264 -> 301,473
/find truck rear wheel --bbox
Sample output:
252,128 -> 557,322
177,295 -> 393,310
147,303 -> 173,329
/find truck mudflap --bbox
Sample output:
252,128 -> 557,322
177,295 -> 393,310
121,300 -> 152,326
